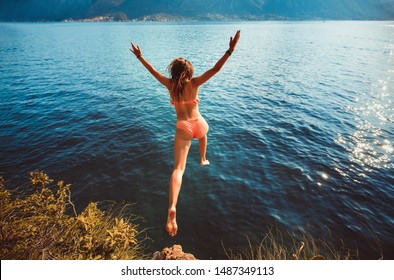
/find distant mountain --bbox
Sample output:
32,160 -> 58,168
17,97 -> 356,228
1,0 -> 393,21
0,0 -> 93,21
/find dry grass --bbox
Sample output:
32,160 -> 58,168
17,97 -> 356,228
0,172 -> 148,260
225,226 -> 360,260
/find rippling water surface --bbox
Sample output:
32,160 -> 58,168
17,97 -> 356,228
1,21 -> 393,259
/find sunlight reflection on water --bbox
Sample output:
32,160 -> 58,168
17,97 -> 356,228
336,33 -> 393,174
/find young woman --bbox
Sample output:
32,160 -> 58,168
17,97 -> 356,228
130,30 -> 240,237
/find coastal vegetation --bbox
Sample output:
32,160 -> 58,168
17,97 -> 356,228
0,172 -> 377,260
0,172 -> 147,260
225,227 -> 361,260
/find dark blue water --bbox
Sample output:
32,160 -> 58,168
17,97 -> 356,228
1,21 -> 393,259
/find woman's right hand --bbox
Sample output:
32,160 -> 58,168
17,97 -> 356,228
229,30 -> 241,53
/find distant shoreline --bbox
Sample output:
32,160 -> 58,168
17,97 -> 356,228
2,12 -> 394,23
1,1 -> 393,23
1,18 -> 393,24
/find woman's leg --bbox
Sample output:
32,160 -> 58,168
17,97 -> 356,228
166,129 -> 192,237
198,134 -> 210,166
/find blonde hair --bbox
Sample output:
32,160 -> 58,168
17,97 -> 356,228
167,58 -> 194,101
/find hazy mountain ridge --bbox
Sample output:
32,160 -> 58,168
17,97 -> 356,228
0,0 -> 393,21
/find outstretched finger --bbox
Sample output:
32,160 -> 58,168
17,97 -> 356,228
234,30 -> 240,40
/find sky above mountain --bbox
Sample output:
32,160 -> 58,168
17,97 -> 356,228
0,0 -> 393,21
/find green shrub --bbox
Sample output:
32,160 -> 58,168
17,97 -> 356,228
0,172 -> 147,260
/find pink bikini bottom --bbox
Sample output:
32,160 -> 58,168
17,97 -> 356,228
176,117 -> 209,139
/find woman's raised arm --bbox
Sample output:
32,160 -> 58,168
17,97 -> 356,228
192,30 -> 240,87
130,41 -> 171,90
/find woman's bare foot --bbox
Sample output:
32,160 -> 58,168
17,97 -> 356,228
200,159 -> 210,166
166,207 -> 178,237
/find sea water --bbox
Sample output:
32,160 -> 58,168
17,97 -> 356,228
0,21 -> 393,259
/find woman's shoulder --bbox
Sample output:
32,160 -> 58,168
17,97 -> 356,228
190,78 -> 198,86
188,79 -> 200,92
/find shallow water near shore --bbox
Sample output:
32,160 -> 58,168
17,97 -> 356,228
1,21 -> 393,259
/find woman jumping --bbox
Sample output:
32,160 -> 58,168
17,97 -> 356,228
130,30 -> 240,237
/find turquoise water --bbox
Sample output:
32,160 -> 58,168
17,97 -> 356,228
0,21 -> 393,259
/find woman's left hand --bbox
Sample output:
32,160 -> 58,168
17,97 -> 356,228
130,41 -> 142,57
